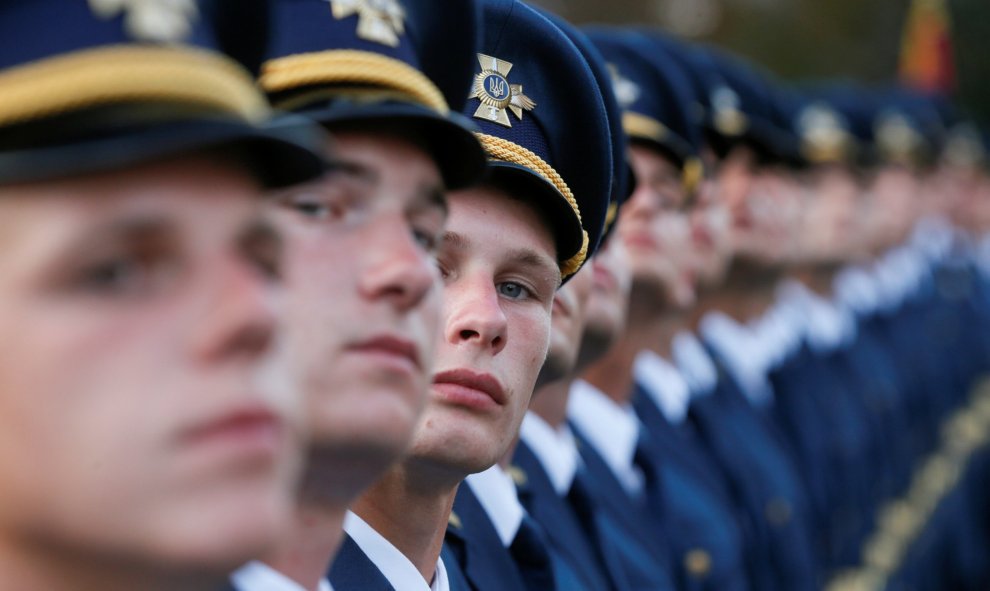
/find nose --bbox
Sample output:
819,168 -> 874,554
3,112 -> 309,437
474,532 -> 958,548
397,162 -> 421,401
443,274 -> 508,355
192,253 -> 278,365
358,218 -> 438,312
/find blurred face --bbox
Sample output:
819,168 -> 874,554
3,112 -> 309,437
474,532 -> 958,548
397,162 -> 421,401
868,165 -> 921,250
687,178 -> 733,288
269,132 -> 445,500
0,157 -> 301,571
619,145 -> 695,308
538,260 -> 595,386
800,165 -> 860,263
407,187 -> 559,474
578,235 -> 633,369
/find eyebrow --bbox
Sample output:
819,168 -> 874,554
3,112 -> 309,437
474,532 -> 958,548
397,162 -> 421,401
413,182 -> 449,218
504,246 -> 562,287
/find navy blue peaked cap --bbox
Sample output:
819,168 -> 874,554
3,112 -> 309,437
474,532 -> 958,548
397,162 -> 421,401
536,8 -> 628,251
262,0 -> 487,189
0,0 -> 328,187
705,49 -> 797,163
584,27 -> 703,194
776,85 -> 858,166
640,32 -> 748,157
466,0 -> 612,279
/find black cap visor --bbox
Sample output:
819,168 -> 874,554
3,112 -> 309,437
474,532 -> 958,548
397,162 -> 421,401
295,100 -> 487,191
0,113 -> 331,188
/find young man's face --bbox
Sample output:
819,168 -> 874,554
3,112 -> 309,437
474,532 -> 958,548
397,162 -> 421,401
269,132 -> 446,500
619,144 -> 695,308
539,260 -> 595,386
407,186 -> 559,474
0,157 -> 301,570
578,235 -> 633,369
688,181 -> 733,289
800,165 -> 859,263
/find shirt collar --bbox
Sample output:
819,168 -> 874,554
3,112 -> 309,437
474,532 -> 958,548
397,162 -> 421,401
568,379 -> 643,495
519,412 -> 580,495
671,331 -> 717,396
633,351 -> 690,424
699,312 -> 774,406
343,511 -> 448,591
464,465 -> 525,547
230,561 -> 334,591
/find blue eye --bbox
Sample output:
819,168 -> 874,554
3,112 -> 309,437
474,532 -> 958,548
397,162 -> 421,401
497,282 -> 530,300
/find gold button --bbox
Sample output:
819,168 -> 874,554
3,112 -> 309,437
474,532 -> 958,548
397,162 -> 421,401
684,548 -> 712,577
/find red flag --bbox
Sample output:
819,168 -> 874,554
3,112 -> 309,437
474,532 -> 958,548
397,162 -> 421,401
899,0 -> 956,94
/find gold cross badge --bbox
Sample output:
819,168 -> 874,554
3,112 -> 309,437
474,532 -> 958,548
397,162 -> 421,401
470,54 -> 536,128
328,0 -> 406,48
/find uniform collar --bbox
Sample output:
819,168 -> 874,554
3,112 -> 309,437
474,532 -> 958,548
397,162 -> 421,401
671,331 -> 718,396
343,511 -> 449,591
464,465 -> 526,548
230,561 -> 334,591
633,350 -> 691,424
568,379 -> 643,495
519,412 -> 580,496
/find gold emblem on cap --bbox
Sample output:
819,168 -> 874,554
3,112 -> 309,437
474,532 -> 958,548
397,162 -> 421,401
89,0 -> 198,42
470,54 -> 535,128
607,63 -> 640,110
328,0 -> 406,48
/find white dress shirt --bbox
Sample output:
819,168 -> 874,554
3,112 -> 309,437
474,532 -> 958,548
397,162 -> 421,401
519,411 -> 580,496
465,465 -> 525,548
700,312 -> 774,406
343,511 -> 449,591
231,561 -> 334,591
633,350 -> 691,424
672,331 -> 718,396
568,379 -> 644,496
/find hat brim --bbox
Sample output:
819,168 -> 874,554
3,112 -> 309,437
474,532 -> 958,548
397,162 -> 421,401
295,101 -> 487,190
485,161 -> 585,278
0,116 -> 330,188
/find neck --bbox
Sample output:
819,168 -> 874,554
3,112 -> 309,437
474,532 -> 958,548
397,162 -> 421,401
688,258 -> 782,329
0,535 -> 221,591
529,377 -> 573,429
351,461 -> 461,583
789,264 -> 838,297
262,503 -> 346,591
583,298 -> 680,405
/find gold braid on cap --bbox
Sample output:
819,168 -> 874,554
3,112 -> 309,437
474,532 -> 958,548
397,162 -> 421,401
476,132 -> 589,278
0,45 -> 269,127
261,49 -> 448,114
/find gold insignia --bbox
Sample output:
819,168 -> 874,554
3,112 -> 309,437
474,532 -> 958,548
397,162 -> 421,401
607,63 -> 640,110
448,511 -> 462,529
684,548 -> 712,577
505,465 -> 528,487
470,54 -> 536,128
328,0 -> 405,48
88,0 -> 198,43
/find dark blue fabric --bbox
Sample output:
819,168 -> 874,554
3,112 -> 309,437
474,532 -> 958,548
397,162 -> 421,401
444,484 -> 531,591
570,425 -> 679,591
328,534 -> 394,591
513,440 -> 618,591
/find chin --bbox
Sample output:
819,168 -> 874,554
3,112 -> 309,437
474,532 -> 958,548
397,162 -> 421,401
139,488 -> 290,572
409,416 -> 507,477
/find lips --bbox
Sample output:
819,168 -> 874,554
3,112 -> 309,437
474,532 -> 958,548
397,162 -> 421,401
592,261 -> 617,292
348,334 -> 421,371
182,403 -> 284,458
432,368 -> 507,410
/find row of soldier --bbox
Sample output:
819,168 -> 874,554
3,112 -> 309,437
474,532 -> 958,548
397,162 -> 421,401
2,1 -> 990,590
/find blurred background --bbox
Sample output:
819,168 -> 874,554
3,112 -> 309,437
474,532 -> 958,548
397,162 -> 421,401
530,0 -> 990,127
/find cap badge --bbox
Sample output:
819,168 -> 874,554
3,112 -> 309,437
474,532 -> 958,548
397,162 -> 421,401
88,0 -> 198,42
470,54 -> 536,128
328,0 -> 406,48
607,63 -> 640,109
